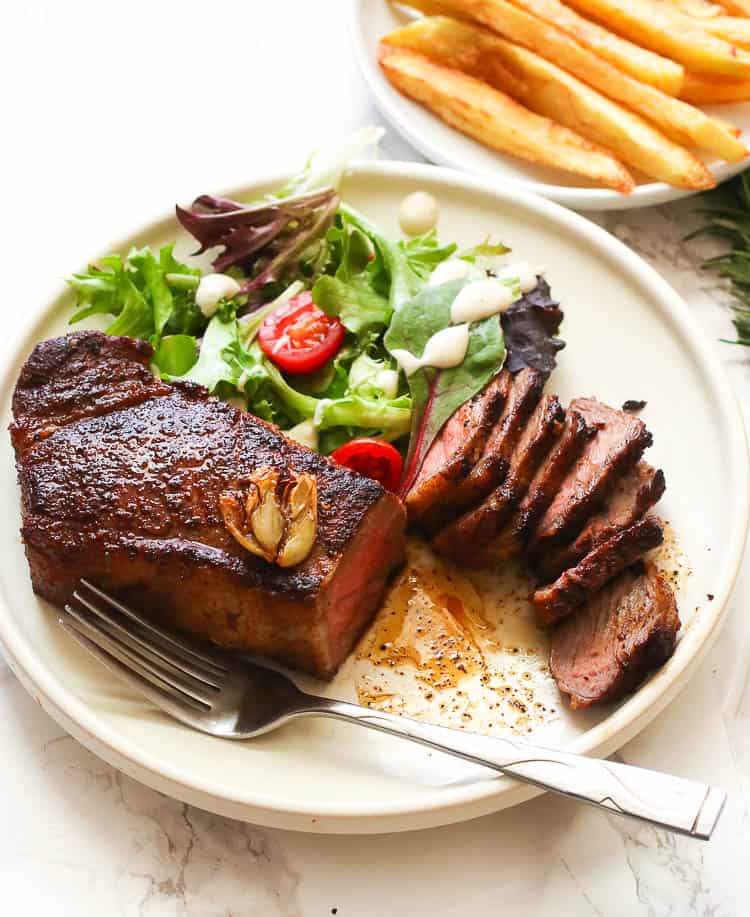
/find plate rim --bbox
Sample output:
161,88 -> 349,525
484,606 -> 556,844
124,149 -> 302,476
348,0 -> 750,212
0,159 -> 747,833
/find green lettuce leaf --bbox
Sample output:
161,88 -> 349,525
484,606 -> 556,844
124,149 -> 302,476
276,126 -> 385,199
384,280 -> 506,493
173,312 -> 239,391
67,244 -> 201,344
460,237 -> 510,261
153,335 -> 198,375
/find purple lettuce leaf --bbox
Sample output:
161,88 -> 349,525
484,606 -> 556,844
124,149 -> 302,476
175,188 -> 339,305
501,276 -> 565,379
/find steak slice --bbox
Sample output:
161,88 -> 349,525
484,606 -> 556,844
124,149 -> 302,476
550,562 -> 679,708
532,516 -> 664,626
405,371 -> 508,526
539,462 -> 666,582
433,394 -> 563,560
480,408 -> 596,564
12,332 -> 407,679
527,398 -> 652,567
417,367 -> 544,532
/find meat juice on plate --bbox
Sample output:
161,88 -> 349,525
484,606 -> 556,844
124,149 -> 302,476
348,526 -> 691,739
351,538 -> 561,738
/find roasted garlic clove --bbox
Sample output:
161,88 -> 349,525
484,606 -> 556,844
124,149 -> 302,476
277,473 -> 317,568
219,487 -> 274,563
246,470 -> 284,556
220,467 -> 317,568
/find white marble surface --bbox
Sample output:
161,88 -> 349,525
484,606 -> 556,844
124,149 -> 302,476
2,2 -> 750,914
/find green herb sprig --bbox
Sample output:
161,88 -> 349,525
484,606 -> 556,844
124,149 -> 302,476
689,171 -> 750,347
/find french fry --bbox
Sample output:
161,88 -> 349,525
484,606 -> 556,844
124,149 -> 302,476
664,0 -> 750,44
563,0 -> 750,77
502,0 -> 683,94
403,0 -> 748,162
681,71 -> 750,101
377,46 -> 636,192
692,16 -> 750,46
664,0 -> 725,17
382,18 -> 715,189
715,0 -> 750,15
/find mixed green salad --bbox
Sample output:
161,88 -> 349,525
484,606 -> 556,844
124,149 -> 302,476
67,129 -> 564,492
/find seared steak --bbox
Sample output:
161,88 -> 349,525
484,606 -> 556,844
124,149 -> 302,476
433,394 -> 563,560
405,372 -> 507,525
540,462 -> 665,582
12,332 -> 407,679
527,398 -> 652,566
479,408 -> 596,564
415,368 -> 544,533
550,562 -> 679,708
532,516 -> 664,626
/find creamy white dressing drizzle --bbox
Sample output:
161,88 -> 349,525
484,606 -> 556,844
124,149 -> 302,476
391,324 -> 470,377
398,190 -> 439,236
450,278 -> 515,324
497,260 -> 541,294
428,258 -> 472,286
390,246 -> 547,379
195,273 -> 241,317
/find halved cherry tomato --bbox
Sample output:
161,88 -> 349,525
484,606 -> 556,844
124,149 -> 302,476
331,438 -> 403,492
258,291 -> 345,375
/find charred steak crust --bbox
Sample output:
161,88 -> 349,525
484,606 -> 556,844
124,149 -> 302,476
513,409 -> 596,544
527,398 -> 652,565
12,332 -> 407,679
405,371 -> 508,525
540,462 -> 666,582
433,394 -> 563,560
532,516 -> 664,626
550,562 -> 680,709
11,332 -> 166,451
416,367 -> 545,532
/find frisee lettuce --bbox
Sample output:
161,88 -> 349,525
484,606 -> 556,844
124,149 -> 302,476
67,244 -> 203,349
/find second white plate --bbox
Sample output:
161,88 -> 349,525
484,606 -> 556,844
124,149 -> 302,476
350,0 -> 750,211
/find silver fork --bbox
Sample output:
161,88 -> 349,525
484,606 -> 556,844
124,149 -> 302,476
59,580 -> 725,840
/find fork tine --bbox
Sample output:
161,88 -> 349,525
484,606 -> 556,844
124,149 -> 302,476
64,604 -> 214,709
72,589 -> 224,691
79,579 -> 229,675
58,615 -> 210,724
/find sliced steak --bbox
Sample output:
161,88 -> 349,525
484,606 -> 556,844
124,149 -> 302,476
540,462 -> 666,582
405,371 -> 508,526
527,398 -> 652,568
417,368 -> 544,532
12,331 -> 407,680
433,394 -> 563,560
481,408 -> 597,564
550,562 -> 679,709
533,516 -> 664,626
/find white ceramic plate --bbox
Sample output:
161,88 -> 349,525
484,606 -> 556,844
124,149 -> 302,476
0,162 -> 747,834
350,0 -> 750,211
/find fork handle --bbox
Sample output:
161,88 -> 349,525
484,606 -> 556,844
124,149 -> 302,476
303,697 -> 725,839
